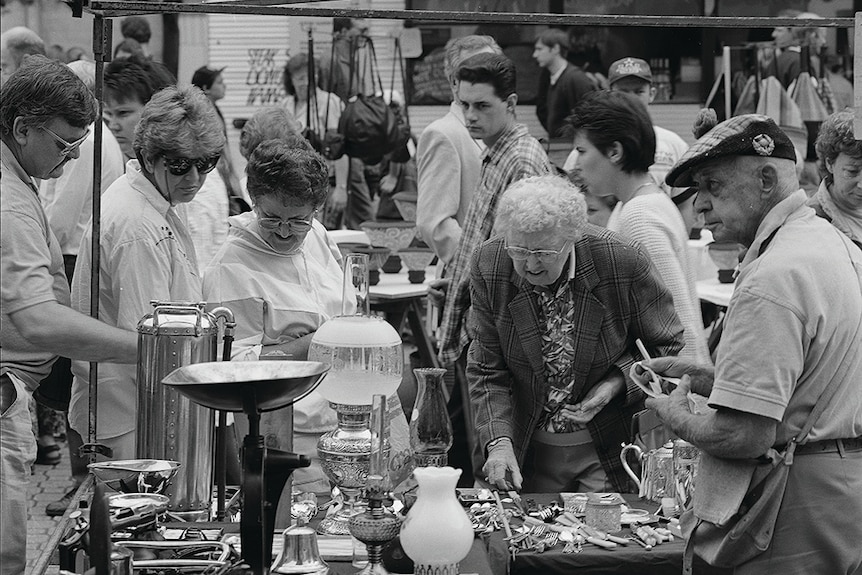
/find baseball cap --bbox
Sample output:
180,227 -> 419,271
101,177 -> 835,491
608,57 -> 652,85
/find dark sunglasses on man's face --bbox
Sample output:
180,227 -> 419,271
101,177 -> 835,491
161,154 -> 220,176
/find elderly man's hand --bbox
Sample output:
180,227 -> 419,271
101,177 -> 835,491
633,357 -> 715,397
562,371 -> 625,425
482,438 -> 523,491
427,278 -> 450,309
645,374 -> 695,429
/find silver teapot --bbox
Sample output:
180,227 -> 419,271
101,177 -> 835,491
621,439 -> 700,504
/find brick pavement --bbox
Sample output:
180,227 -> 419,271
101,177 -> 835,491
26,442 -> 73,575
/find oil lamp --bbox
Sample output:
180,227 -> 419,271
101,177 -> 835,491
348,394 -> 402,575
309,253 -> 403,535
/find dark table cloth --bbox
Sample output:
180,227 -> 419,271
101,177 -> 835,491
483,494 -> 731,575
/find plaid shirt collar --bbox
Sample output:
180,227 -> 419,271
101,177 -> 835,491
482,122 -> 525,167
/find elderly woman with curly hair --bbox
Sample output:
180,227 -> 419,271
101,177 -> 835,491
469,174 -> 684,493
810,109 -> 862,249
68,85 -> 224,459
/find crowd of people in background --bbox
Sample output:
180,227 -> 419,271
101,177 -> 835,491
2,10 -> 861,575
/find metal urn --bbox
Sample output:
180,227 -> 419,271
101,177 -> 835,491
136,301 -> 235,520
309,254 -> 403,535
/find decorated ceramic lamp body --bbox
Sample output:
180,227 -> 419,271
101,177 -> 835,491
360,221 -> 416,275
400,467 -> 473,575
398,248 -> 435,284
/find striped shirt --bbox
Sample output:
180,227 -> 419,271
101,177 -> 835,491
437,123 -> 552,365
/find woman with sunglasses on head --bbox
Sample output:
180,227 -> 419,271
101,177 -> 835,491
67,85 -> 224,459
202,140 -> 348,493
469,174 -> 684,494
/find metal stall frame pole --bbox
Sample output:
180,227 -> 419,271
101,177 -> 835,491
85,15 -> 113,462
81,3 -> 855,29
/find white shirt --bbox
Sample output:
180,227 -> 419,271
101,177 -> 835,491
69,160 -> 202,439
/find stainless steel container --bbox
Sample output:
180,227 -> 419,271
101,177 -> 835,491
136,301 -> 234,520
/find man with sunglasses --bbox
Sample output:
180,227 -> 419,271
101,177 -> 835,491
468,175 -> 684,494
39,60 -> 126,518
1,56 -> 140,574
67,85 -> 225,462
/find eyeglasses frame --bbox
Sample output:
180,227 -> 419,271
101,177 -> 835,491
41,125 -> 91,157
505,241 -> 573,264
255,207 -> 320,236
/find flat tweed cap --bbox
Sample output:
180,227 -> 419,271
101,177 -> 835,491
666,114 -> 796,188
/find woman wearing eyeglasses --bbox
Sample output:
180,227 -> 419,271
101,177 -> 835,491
469,175 -> 684,494
202,140 -> 347,493
67,85 -> 224,459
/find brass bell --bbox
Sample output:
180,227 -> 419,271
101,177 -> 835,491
271,523 -> 329,574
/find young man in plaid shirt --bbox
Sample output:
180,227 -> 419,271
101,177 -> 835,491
431,52 -> 552,483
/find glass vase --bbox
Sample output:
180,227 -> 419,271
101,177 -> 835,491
410,368 -> 453,467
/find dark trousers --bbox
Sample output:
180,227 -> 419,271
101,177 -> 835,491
37,255 -> 89,482
344,157 -> 377,229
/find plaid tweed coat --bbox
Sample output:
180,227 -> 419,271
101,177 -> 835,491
467,227 -> 685,492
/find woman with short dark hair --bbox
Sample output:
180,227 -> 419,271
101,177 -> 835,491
570,91 -> 710,364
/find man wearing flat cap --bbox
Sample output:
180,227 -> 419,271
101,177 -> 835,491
635,113 -> 862,574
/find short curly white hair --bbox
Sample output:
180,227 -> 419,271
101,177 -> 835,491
494,175 -> 588,241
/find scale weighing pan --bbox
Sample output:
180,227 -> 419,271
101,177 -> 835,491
162,360 -> 330,413
88,460 -> 181,494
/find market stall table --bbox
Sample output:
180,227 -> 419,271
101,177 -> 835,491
370,266 -> 440,369
483,494 -> 731,575
223,519 -> 495,575
696,278 -> 734,308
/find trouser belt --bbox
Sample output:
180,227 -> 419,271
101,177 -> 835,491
792,436 -> 862,455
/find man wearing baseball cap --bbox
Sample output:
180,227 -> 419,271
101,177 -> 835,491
608,57 -> 690,200
637,114 -> 862,574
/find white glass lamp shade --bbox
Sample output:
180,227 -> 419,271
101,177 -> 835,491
308,316 -> 402,405
400,467 -> 474,570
